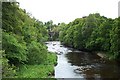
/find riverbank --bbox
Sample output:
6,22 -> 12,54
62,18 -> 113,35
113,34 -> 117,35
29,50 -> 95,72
17,52 -> 57,78
46,41 -> 120,78
95,51 -> 120,62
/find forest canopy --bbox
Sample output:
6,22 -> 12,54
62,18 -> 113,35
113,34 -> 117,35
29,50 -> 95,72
59,13 -> 120,60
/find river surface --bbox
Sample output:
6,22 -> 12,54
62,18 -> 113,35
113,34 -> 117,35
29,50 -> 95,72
46,41 -> 120,79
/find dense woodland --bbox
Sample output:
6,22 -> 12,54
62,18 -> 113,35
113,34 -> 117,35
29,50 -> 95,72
59,13 -> 120,60
1,2 -> 57,78
1,1 -> 120,79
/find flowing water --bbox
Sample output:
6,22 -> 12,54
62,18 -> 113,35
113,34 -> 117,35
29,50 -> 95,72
46,41 -> 120,79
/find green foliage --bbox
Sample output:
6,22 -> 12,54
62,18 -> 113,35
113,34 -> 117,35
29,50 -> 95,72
109,17 -> 120,60
17,65 -> 54,78
2,2 -> 55,78
2,1 -> 119,78
27,41 -> 47,65
34,20 -> 48,42
1,50 -> 16,78
2,32 -> 27,65
45,52 -> 57,65
2,2 -> 24,34
59,13 -> 120,60
59,23 -> 70,43
2,78 -> 57,80
17,53 -> 57,78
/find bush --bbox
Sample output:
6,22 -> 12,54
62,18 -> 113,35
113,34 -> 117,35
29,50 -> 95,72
27,41 -> 47,65
2,32 -> 27,65
1,50 -> 16,78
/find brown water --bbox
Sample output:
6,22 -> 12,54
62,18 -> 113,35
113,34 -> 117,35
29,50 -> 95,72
46,41 -> 120,79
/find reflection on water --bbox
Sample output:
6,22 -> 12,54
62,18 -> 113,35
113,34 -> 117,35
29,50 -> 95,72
46,41 -> 120,79
66,52 -> 120,79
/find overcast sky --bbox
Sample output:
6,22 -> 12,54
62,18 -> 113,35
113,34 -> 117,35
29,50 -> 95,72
17,0 -> 119,24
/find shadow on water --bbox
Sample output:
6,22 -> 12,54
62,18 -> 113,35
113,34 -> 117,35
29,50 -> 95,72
65,52 -> 120,79
46,41 -> 120,79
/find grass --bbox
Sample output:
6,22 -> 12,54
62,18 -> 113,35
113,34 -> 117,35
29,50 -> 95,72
45,52 -> 57,65
17,52 -> 57,78
17,65 -> 54,78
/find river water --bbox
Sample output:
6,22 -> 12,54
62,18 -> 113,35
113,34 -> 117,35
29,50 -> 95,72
46,41 -> 120,79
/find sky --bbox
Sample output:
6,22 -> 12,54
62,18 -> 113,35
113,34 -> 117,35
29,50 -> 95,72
17,0 -> 119,24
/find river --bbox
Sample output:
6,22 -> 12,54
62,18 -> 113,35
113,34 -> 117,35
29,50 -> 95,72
46,41 -> 120,79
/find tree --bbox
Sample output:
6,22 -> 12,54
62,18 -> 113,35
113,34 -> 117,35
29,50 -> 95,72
59,13 -> 120,60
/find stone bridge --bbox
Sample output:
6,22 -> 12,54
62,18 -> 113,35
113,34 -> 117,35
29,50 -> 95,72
48,32 -> 55,40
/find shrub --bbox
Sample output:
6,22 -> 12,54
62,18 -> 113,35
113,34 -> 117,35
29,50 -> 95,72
27,41 -> 47,65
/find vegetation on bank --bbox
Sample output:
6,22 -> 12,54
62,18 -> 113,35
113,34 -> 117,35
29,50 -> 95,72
1,2 -> 57,78
17,53 -> 57,78
59,13 -> 120,60
1,1 -> 120,79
